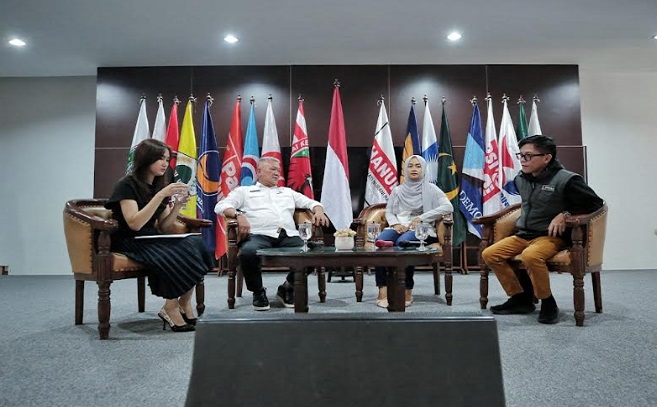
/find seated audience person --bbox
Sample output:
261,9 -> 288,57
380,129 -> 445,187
105,139 -> 213,332
374,155 -> 453,308
481,135 -> 603,324
215,157 -> 329,310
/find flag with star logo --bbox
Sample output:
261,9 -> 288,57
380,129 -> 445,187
437,101 -> 466,247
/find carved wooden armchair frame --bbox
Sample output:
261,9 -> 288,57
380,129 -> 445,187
474,203 -> 608,326
224,209 -> 325,309
63,199 -> 211,339
354,203 -> 455,305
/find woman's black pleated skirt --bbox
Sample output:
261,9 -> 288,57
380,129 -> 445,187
113,235 -> 214,299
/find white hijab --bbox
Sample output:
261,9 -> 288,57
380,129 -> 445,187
390,155 -> 438,214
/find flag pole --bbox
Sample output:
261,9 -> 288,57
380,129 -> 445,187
298,94 -> 304,102
423,94 -> 428,105
470,96 -> 478,106
533,94 -> 541,103
517,95 -> 526,105
333,79 -> 341,88
249,95 -> 255,105
268,94 -> 273,102
411,96 -> 416,105
173,95 -> 180,105
485,92 -> 492,102
206,93 -> 214,106
157,93 -> 163,103
501,93 -> 509,103
441,96 -> 447,105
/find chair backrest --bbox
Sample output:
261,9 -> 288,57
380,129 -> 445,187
358,203 -> 447,245
63,199 -> 113,274
585,204 -> 608,269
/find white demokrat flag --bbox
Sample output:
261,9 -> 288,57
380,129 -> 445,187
420,99 -> 439,185
498,99 -> 522,206
126,98 -> 150,174
152,96 -> 167,142
528,99 -> 543,136
482,97 -> 502,215
262,98 -> 285,186
364,101 -> 397,206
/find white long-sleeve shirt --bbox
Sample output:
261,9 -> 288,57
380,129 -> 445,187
214,182 -> 322,238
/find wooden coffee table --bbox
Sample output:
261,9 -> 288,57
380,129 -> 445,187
256,246 -> 446,312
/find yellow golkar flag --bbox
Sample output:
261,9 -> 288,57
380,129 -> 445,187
175,98 -> 198,218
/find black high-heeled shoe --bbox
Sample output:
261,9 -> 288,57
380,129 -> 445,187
158,309 -> 195,332
179,307 -> 198,326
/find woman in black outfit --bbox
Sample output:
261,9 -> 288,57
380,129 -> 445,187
105,139 -> 213,332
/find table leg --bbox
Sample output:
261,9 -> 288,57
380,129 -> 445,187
294,267 -> 309,313
355,266 -> 364,302
386,268 -> 395,311
317,267 -> 326,303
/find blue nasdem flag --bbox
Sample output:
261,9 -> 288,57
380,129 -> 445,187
400,102 -> 420,183
459,103 -> 485,238
197,100 -> 221,252
240,100 -> 260,186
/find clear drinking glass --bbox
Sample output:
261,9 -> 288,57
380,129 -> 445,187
298,223 -> 312,252
366,222 -> 381,244
414,222 -> 430,251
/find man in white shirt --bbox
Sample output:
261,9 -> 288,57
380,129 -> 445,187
215,157 -> 329,310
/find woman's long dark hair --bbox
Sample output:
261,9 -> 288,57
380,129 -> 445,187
129,139 -> 172,197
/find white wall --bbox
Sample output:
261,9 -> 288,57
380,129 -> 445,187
0,76 -> 96,275
0,71 -> 655,274
579,68 -> 657,270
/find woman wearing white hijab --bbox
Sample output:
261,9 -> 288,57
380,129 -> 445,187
375,155 -> 453,308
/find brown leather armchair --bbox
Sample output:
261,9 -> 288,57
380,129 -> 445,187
224,209 -> 325,309
63,199 -> 211,339
354,203 -> 455,305
474,203 -> 608,326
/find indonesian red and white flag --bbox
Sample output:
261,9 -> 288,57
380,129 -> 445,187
287,100 -> 314,198
498,99 -> 522,206
320,85 -> 352,230
364,101 -> 397,206
482,96 -> 502,215
215,97 -> 243,259
262,98 -> 285,186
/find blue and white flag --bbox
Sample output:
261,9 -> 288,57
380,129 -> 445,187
197,100 -> 221,252
459,103 -> 485,237
240,100 -> 260,186
421,99 -> 439,185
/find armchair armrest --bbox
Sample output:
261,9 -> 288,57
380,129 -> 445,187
472,204 -> 521,226
64,200 -> 118,232
564,204 -> 608,228
176,215 -> 213,229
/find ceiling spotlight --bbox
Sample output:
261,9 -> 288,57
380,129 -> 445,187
8,38 -> 26,47
652,34 -> 657,40
224,35 -> 238,44
447,31 -> 462,42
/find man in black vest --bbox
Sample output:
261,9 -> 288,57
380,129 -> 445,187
481,135 -> 603,324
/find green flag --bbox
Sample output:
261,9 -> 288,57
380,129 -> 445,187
437,102 -> 466,247
517,101 -> 529,141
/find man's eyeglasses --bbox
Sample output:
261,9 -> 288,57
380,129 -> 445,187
516,152 -> 548,161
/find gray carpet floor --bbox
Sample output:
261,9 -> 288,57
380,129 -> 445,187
0,269 -> 656,407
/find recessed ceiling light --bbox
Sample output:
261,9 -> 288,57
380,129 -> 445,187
224,35 -> 238,44
652,34 -> 657,40
447,31 -> 462,42
8,38 -> 26,47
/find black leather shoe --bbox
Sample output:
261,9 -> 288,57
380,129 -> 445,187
490,296 -> 536,315
252,288 -> 270,311
538,306 -> 560,324
276,285 -> 294,308
179,308 -> 198,326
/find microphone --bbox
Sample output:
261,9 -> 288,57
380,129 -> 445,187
398,240 -> 421,248
307,241 -> 325,249
375,240 -> 394,248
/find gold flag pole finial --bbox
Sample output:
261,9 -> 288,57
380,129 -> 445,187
423,94 -> 428,104
139,94 -> 146,102
156,93 -> 163,103
501,93 -> 510,103
268,93 -> 273,101
333,79 -> 340,88
533,94 -> 541,103
485,92 -> 492,102
411,96 -> 416,105
517,95 -> 526,105
377,94 -> 384,106
298,94 -> 304,102
441,96 -> 447,105
470,96 -> 478,105
249,95 -> 255,104
173,95 -> 180,105
206,93 -> 214,106
188,94 -> 196,104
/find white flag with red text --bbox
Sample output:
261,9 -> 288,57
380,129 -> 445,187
498,99 -> 522,206
482,97 -> 502,215
365,101 -> 397,206
262,98 -> 285,186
